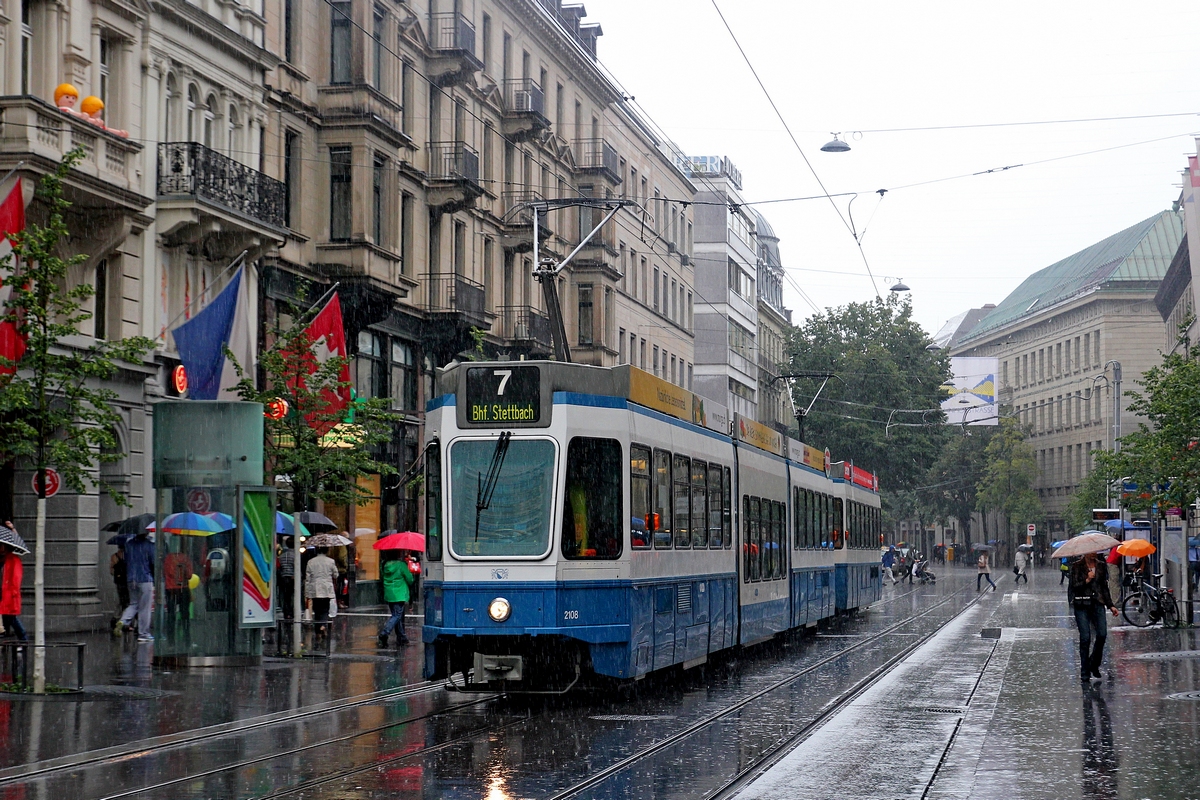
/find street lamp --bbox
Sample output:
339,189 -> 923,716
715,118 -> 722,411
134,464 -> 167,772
889,279 -> 910,293
820,133 -> 851,153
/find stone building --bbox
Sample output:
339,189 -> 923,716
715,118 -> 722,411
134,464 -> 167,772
951,211 -> 1184,533
754,211 -> 792,433
689,156 -> 759,419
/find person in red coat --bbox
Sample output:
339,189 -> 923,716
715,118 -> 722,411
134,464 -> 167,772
1,522 -> 26,641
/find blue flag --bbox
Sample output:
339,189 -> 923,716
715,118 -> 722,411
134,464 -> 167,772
171,267 -> 244,400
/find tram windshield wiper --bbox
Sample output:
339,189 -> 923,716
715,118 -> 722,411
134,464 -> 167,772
475,430 -> 512,542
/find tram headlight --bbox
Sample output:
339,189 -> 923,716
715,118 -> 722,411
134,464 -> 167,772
487,597 -> 512,623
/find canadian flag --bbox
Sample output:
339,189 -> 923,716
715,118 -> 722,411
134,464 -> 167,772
0,178 -> 30,376
291,293 -> 351,436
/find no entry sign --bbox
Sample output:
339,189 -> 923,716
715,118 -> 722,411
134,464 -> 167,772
33,468 -> 61,498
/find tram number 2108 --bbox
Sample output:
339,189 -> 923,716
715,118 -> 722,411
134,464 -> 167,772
464,365 -> 542,425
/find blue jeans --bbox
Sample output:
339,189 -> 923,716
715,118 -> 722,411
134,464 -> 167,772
2,615 -> 25,641
1074,602 -> 1108,678
379,602 -> 408,641
977,572 -> 996,590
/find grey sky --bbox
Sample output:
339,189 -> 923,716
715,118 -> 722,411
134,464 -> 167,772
587,0 -> 1200,334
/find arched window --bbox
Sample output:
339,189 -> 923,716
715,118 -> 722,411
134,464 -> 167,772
227,104 -> 239,156
203,94 -> 217,148
164,74 -> 177,140
186,84 -> 199,142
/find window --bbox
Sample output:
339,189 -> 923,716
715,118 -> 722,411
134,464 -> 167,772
284,0 -> 295,62
356,330 -> 386,399
373,155 -> 387,244
653,449 -> 672,548
99,36 -> 111,112
94,259 -> 108,340
653,345 -> 659,376
186,85 -> 198,142
331,1 -> 352,84
284,130 -> 299,228
20,0 -> 32,94
401,193 -> 414,275
577,284 -> 594,345
425,440 -> 442,560
449,438 -> 556,557
832,497 -> 844,548
227,104 -> 240,156
652,267 -> 660,310
481,14 -> 492,73
562,438 -> 622,559
203,95 -> 217,148
401,62 -> 414,134
390,340 -> 417,410
618,327 -> 626,363
630,445 -> 651,549
745,496 -> 759,581
373,8 -> 385,90
673,454 -> 691,548
330,146 -> 352,241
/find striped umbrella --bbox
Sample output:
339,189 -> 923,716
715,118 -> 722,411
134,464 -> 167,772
0,524 -> 28,555
161,512 -> 224,537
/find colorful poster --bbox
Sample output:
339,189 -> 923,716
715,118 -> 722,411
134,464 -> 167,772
239,487 -> 275,628
941,357 -> 999,425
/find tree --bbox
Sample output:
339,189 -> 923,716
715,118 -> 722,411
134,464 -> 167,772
230,289 -> 400,653
786,294 -> 950,492
1065,467 -> 1110,534
0,151 -> 154,692
925,426 -> 995,549
1098,349 -> 1200,513
976,416 -> 1043,562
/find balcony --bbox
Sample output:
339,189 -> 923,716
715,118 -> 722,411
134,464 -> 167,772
757,352 -> 782,380
499,305 -> 554,355
574,138 -> 621,184
499,190 -> 552,253
424,272 -> 491,328
501,79 -> 550,142
0,95 -> 148,212
427,141 -> 483,216
157,142 -> 287,256
428,12 -> 483,87
317,84 -> 406,146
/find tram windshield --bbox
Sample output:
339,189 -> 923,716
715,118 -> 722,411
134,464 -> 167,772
449,438 -> 556,557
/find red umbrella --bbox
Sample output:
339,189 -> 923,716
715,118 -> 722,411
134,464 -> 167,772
374,531 -> 425,551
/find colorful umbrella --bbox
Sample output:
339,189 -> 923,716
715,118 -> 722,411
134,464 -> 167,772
1115,538 -> 1156,558
1051,531 -> 1121,559
161,512 -> 224,537
305,533 -> 352,548
274,512 -> 310,537
205,512 -> 235,532
374,531 -> 425,551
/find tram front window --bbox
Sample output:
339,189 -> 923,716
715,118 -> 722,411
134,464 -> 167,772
450,438 -> 556,557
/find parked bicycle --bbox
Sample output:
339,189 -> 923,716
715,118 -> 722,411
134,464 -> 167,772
1121,572 -> 1180,628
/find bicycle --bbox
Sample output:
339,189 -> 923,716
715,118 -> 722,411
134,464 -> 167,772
1121,572 -> 1180,628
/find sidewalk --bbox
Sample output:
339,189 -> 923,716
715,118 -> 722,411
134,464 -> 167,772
0,608 -> 425,769
739,564 -> 1200,800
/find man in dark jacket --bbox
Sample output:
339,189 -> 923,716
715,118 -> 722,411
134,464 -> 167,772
1068,552 -> 1119,684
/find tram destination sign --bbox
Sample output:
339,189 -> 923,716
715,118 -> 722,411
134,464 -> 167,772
463,365 -> 543,427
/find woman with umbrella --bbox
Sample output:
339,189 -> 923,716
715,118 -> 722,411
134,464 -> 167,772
975,545 -> 997,592
1056,532 -> 1121,684
375,532 -> 422,646
1,521 -> 27,640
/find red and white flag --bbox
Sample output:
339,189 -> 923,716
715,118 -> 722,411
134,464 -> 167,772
0,178 -> 30,375
290,293 -> 351,435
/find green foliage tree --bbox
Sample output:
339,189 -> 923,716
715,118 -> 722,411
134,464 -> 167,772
1065,467 -> 1111,534
976,416 -> 1043,561
1098,349 -> 1200,513
925,426 -> 995,548
230,289 -> 400,654
786,294 -> 950,492
0,151 -> 154,691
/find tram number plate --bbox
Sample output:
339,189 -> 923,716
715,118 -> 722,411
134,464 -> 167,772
563,610 -> 580,621
465,366 -> 540,425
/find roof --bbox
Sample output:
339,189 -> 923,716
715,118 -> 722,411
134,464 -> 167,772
932,305 -> 995,348
1153,234 -> 1190,321
956,211 -> 1184,345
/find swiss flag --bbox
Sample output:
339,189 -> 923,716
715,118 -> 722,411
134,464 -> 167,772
290,293 -> 351,436
0,178 -> 29,376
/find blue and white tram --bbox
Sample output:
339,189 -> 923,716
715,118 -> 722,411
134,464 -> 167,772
421,360 -> 881,691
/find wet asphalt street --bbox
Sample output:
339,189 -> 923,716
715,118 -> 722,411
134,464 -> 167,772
1,565 -> 1197,799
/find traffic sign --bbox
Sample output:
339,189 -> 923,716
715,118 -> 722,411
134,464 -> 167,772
186,488 -> 212,514
1027,523 -> 1036,534
32,468 -> 61,498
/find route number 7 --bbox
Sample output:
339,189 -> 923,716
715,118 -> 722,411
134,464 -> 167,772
495,369 -> 512,396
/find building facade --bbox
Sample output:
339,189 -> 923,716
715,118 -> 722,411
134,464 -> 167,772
952,211 -> 1184,533
689,156 -> 758,419
754,211 -> 792,433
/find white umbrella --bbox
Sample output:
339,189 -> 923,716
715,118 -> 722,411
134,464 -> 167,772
353,527 -> 377,538
1050,531 -> 1121,559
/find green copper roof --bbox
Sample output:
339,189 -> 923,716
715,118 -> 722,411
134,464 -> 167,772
957,211 -> 1184,345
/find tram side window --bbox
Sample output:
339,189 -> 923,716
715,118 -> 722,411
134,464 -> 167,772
673,454 -> 691,548
760,498 -> 772,578
630,445 -> 651,549
691,461 -> 708,548
425,440 -> 442,561
850,503 -> 858,549
816,493 -> 827,548
653,449 -> 672,548
722,467 -> 732,548
792,488 -> 800,550
833,497 -> 845,549
707,464 -> 722,549
807,490 -> 817,548
561,437 -> 622,560
771,501 -> 783,578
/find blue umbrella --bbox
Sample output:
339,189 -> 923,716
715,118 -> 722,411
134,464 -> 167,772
1051,540 -> 1068,550
275,512 -> 311,537
205,512 -> 235,532
1103,519 -> 1137,531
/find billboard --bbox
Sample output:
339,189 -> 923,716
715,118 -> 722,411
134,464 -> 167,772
941,357 -> 998,425
238,487 -> 276,628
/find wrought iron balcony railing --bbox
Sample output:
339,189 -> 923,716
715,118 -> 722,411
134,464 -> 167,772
503,79 -> 545,116
574,138 -> 620,179
499,305 -> 553,349
428,141 -> 480,185
430,12 -> 476,55
424,272 -> 487,320
157,142 -> 286,229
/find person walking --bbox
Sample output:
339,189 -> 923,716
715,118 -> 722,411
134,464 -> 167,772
1014,548 -> 1030,585
305,547 -> 339,644
277,537 -> 296,621
881,546 -> 897,586
109,545 -> 129,620
1,524 -> 27,641
1069,550 -> 1119,684
1189,536 -> 1199,595
116,529 -> 155,642
163,539 -> 194,641
377,550 -> 416,646
977,549 -> 997,592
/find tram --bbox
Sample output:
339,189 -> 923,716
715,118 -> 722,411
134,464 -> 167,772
421,360 -> 882,692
